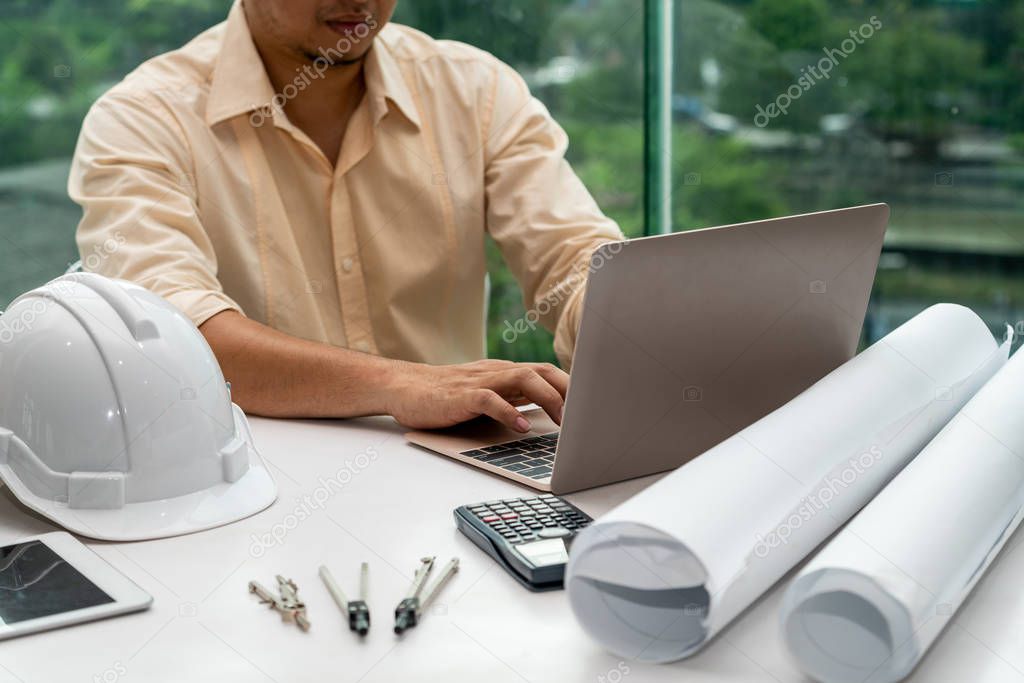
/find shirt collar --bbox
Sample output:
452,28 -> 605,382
364,26 -> 421,129
206,2 -> 420,130
205,1 -> 276,126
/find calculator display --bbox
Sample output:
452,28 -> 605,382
0,541 -> 113,625
514,539 -> 569,567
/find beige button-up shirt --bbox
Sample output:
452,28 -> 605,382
70,2 -> 623,367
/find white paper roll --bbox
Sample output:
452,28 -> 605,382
565,304 -> 1011,663
780,343 -> 1024,683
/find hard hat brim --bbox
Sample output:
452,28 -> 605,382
0,405 -> 277,541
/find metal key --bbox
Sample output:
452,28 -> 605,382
394,556 -> 434,634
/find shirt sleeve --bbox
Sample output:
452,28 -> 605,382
68,89 -> 243,327
482,60 -> 624,370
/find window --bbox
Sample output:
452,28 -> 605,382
4,2 -> 1013,358
0,1 -> 229,308
661,0 -> 1024,343
0,0 -> 642,365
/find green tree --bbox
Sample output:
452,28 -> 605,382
841,9 -> 983,160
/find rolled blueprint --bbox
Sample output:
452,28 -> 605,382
565,304 -> 1012,663
780,344 -> 1024,683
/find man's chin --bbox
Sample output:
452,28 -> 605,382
302,50 -> 367,67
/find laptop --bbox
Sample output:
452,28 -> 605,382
405,204 -> 889,493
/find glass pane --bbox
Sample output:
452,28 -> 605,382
394,1 -> 644,362
0,1 -> 644,367
0,2 -> 230,309
668,0 -> 1024,342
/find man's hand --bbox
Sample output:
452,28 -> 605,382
200,311 -> 568,431
383,359 -> 568,433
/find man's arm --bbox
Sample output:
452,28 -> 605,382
482,59 -> 626,370
201,310 -> 567,431
71,89 -> 567,432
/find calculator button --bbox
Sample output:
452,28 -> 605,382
481,515 -> 499,523
539,527 -> 571,539
500,513 -> 518,520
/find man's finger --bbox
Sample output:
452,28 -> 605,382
473,389 -> 531,433
529,362 -> 569,399
496,369 -> 564,426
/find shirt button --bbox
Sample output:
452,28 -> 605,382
341,257 -> 354,273
355,341 -> 370,353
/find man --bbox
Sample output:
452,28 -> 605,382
70,0 -> 624,434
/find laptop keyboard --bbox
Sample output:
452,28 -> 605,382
459,432 -> 559,480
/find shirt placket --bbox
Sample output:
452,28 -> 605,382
330,179 -> 378,355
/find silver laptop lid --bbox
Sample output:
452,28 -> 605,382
550,204 -> 889,493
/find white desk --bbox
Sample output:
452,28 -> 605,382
1,415 -> 1024,683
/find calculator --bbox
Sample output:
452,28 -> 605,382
453,494 -> 593,591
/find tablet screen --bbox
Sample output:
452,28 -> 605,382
0,540 -> 113,625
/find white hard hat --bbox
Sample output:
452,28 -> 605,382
0,273 -> 276,541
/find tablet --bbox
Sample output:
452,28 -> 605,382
0,531 -> 152,640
